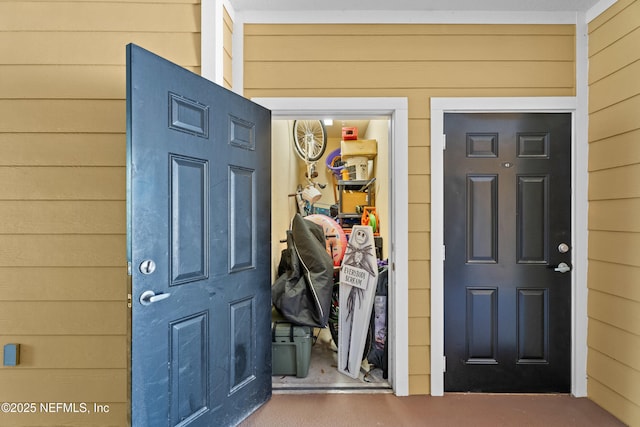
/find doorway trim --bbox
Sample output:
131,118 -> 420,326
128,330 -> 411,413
430,97 -> 588,397
252,97 -> 409,396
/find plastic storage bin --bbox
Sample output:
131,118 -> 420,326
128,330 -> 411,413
271,320 -> 312,378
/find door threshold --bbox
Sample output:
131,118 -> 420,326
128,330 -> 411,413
274,386 -> 393,395
446,392 -> 572,396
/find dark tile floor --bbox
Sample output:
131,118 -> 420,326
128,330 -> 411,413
257,327 -> 625,427
240,393 -> 625,427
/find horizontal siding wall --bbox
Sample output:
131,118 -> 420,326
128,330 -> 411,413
243,23 -> 575,395
0,1 -> 200,426
223,6 -> 234,89
588,0 -> 640,425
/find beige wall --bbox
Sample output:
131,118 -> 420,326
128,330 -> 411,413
0,1 -> 201,425
8,0 -> 636,422
270,120 -> 299,278
587,0 -> 640,425
223,6 -> 233,89
364,119 -> 390,259
243,23 -> 576,394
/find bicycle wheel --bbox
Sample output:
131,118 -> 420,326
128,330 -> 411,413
293,119 -> 327,162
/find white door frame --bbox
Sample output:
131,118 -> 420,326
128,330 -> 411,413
430,97 -> 588,397
252,97 -> 409,396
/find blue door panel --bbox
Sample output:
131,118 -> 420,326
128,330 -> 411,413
169,312 -> 209,425
170,155 -> 209,285
127,44 -> 271,427
229,166 -> 255,272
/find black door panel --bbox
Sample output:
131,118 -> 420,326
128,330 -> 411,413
444,113 -> 571,392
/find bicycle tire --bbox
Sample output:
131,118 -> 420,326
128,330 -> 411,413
293,119 -> 327,162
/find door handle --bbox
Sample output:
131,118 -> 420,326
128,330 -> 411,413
139,290 -> 171,306
553,262 -> 571,273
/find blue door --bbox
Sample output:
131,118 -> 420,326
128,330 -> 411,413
127,44 -> 272,426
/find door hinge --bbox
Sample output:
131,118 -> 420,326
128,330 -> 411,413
443,134 -> 446,150
443,244 -> 446,261
443,356 -> 447,373
127,266 -> 133,309
127,261 -> 132,276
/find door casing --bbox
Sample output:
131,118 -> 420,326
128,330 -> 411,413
430,97 -> 588,397
252,97 -> 409,396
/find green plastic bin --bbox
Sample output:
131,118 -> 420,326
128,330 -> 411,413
271,320 -> 312,378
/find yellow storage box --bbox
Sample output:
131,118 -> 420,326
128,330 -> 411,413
341,139 -> 377,159
341,190 -> 372,213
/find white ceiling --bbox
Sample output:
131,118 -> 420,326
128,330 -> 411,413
231,0 -> 602,12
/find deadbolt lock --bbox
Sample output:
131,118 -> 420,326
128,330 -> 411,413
139,259 -> 156,275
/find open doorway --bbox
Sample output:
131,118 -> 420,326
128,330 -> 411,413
253,96 -> 409,396
271,118 -> 391,392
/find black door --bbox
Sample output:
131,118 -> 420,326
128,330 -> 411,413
127,45 -> 272,425
444,113 -> 571,392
